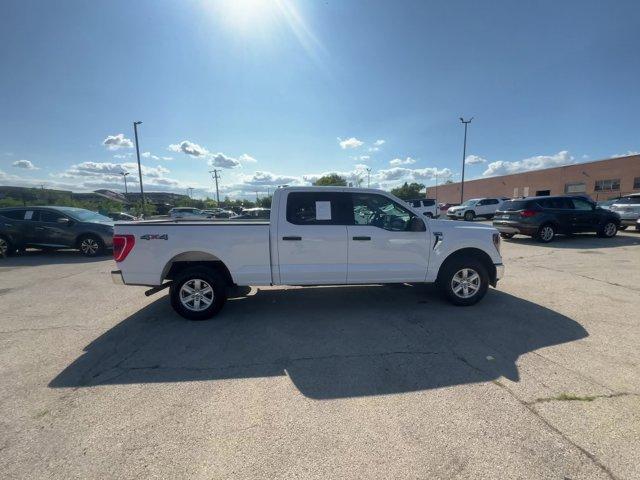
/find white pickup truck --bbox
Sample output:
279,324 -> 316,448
112,187 -> 504,320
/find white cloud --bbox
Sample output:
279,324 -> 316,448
482,151 -> 575,177
465,155 -> 487,165
373,139 -> 385,146
611,150 -> 639,158
208,153 -> 241,169
389,157 -> 416,166
12,159 -> 38,170
168,140 -> 209,157
113,153 -> 133,159
338,137 -> 364,149
102,133 -> 133,151
142,152 -> 172,161
238,153 -> 258,163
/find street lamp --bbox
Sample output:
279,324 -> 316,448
133,121 -> 145,207
459,117 -> 473,204
120,171 -> 130,195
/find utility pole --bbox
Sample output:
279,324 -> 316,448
187,187 -> 194,198
459,117 -> 473,203
366,167 -> 372,188
120,172 -> 130,194
209,169 -> 221,205
133,121 -> 145,207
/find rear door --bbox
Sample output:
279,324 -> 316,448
34,210 -> 76,246
347,193 -> 429,283
277,191 -> 350,284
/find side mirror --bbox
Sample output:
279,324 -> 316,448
409,216 -> 426,232
57,217 -> 70,225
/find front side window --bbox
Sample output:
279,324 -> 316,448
286,192 -> 351,225
352,193 -> 416,231
572,198 -> 594,211
39,210 -> 66,223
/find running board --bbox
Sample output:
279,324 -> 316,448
144,282 -> 173,297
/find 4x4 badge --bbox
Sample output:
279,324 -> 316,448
140,234 -> 168,240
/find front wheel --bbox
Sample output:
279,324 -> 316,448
597,221 -> 617,238
0,235 -> 13,257
78,235 -> 104,257
170,267 -> 227,320
438,257 -> 489,306
463,211 -> 475,221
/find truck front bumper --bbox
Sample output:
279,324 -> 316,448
111,270 -> 124,285
495,263 -> 505,281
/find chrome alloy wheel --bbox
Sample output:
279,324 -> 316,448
80,237 -> 100,255
179,279 -> 214,312
540,225 -> 554,242
603,222 -> 617,237
451,268 -> 481,299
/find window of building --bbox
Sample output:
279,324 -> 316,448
594,179 -> 620,191
565,182 -> 586,194
634,177 -> 640,189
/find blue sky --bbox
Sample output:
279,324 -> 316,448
1,0 -> 639,198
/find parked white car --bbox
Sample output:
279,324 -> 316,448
407,198 -> 438,218
609,193 -> 640,230
112,187 -> 504,319
447,198 -> 504,221
168,207 -> 210,220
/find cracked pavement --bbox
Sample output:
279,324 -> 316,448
1,230 -> 639,479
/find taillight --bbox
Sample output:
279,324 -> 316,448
520,210 -> 538,218
113,234 -> 135,262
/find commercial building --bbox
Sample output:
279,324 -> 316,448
426,154 -> 640,204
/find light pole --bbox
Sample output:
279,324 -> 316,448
133,121 -> 145,207
366,167 -> 372,188
459,117 -> 473,204
209,169 -> 221,206
120,171 -> 130,194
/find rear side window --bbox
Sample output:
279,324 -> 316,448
0,209 -> 26,220
286,192 -> 352,225
500,200 -> 530,211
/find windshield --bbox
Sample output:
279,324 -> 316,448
57,207 -> 113,223
460,200 -> 477,207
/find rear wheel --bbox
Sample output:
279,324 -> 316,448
78,235 -> 104,257
438,256 -> 489,306
0,236 -> 12,257
464,210 -> 475,221
597,221 -> 617,238
500,232 -> 515,239
170,267 -> 227,320
536,224 -> 556,243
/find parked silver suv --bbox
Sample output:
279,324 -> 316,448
610,193 -> 640,229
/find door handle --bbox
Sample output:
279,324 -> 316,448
282,236 -> 302,241
352,236 -> 371,241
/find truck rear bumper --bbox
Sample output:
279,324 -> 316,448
111,270 -> 124,285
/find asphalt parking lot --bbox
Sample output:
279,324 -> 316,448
1,229 -> 639,479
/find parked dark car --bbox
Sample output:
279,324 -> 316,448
0,206 -> 114,256
492,195 -> 620,243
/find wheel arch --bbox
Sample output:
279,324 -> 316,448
161,251 -> 234,286
437,247 -> 497,286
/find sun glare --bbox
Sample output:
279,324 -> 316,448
214,0 -> 278,31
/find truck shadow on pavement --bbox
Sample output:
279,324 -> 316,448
0,250 -> 108,266
50,285 -> 588,399
502,231 -> 640,249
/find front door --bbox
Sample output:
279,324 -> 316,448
277,191 -> 350,285
29,210 -> 74,247
347,193 -> 429,284
570,198 -> 599,232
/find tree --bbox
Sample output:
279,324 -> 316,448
390,182 -> 425,200
313,173 -> 347,186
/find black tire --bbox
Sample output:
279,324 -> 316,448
536,223 -> 556,243
0,235 -> 13,257
597,221 -> 618,238
170,267 -> 227,320
619,225 -> 627,231
464,210 -> 475,221
77,235 -> 104,257
437,256 -> 490,306
500,232 -> 515,239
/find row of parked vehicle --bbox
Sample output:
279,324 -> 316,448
168,207 -> 271,220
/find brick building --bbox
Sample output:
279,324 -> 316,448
426,154 -> 640,204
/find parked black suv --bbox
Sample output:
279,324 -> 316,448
0,206 -> 114,256
492,195 -> 620,243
